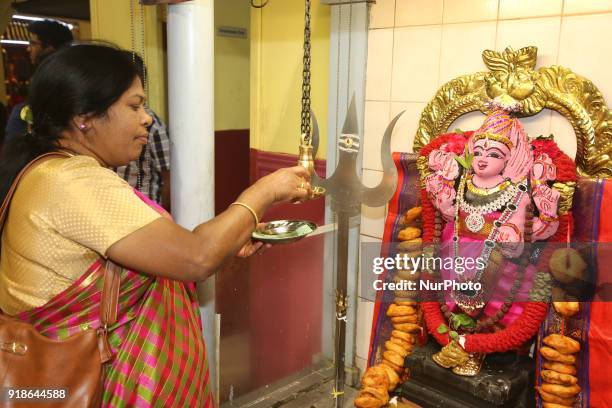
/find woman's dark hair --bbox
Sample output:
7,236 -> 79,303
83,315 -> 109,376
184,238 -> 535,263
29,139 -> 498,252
0,43 -> 139,204
121,51 -> 147,83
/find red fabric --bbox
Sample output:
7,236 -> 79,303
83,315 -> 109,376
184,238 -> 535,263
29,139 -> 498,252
381,152 -> 407,245
588,179 -> 612,408
597,180 -> 612,241
587,302 -> 612,407
368,153 -> 406,363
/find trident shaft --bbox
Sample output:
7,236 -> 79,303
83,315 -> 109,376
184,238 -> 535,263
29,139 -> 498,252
302,96 -> 402,407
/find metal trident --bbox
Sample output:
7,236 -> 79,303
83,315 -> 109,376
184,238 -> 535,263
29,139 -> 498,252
308,95 -> 402,407
310,96 -> 402,215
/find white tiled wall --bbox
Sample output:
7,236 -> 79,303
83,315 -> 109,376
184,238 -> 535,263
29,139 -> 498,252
495,17 -> 562,67
439,21 -> 497,83
358,0 -> 612,352
498,0 -> 563,19
557,13 -> 612,105
365,0 -> 612,163
370,0 -> 396,28
355,299 -> 375,365
396,0 -> 443,26
391,25 -> 442,102
356,235 -> 380,366
365,29 -> 394,101
443,0 -> 498,23
563,0 -> 612,14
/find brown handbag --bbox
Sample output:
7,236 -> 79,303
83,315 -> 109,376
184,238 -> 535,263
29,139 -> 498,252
0,153 -> 119,407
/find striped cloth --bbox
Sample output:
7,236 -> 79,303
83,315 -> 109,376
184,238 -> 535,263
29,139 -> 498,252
537,177 -> 612,408
368,152 -> 421,366
17,192 -> 213,407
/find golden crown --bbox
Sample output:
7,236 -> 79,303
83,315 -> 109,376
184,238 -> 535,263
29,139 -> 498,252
472,132 -> 514,150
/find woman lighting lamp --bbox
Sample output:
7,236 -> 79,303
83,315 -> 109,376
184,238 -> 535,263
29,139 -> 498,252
0,44 -> 312,406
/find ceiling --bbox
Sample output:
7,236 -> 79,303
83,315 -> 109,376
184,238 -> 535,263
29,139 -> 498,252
11,0 -> 90,21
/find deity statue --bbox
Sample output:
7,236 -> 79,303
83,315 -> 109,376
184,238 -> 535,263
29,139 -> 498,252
355,46 -> 607,408
418,97 -> 576,375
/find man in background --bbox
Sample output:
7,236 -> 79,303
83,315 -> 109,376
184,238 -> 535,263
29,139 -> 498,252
4,19 -> 73,141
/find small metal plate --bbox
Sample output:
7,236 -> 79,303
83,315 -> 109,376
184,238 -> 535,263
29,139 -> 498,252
252,220 -> 317,244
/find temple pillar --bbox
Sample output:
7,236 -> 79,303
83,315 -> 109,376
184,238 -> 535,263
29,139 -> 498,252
323,1 -> 369,386
167,0 -> 217,399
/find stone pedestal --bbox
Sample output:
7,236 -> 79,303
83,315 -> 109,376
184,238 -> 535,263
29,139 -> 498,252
395,341 -> 535,408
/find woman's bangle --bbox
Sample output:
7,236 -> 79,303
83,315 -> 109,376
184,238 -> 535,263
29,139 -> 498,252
230,202 -> 259,227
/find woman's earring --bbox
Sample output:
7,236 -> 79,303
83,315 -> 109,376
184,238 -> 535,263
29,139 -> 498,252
79,124 -> 87,130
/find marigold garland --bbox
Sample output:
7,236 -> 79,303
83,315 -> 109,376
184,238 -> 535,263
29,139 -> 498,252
418,133 -> 577,354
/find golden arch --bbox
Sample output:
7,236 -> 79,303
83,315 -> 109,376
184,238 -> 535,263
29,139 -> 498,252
413,46 -> 612,178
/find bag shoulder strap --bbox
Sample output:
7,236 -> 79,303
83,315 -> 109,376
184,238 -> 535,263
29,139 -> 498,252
98,260 -> 120,363
100,261 -> 120,329
0,151 -> 71,231
0,152 -> 120,362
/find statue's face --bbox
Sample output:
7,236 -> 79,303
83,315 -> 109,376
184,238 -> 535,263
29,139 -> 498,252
472,139 -> 510,178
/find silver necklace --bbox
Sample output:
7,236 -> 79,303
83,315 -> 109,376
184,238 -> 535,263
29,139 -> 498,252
452,172 -> 528,313
460,180 -> 517,233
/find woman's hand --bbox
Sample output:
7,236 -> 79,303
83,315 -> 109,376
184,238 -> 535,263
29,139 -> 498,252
256,166 -> 312,203
236,223 -> 272,257
236,240 -> 271,258
108,167 -> 313,282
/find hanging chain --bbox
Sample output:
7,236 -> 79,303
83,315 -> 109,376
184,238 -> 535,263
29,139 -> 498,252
139,0 -> 150,194
300,0 -> 312,144
129,0 -> 136,59
128,0 -> 150,192
140,0 -> 148,99
129,0 -> 147,97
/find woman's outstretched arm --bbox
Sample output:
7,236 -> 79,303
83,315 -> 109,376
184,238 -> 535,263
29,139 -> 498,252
106,166 -> 311,281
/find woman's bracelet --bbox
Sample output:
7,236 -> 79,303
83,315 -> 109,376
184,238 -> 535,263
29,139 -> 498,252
230,202 -> 259,227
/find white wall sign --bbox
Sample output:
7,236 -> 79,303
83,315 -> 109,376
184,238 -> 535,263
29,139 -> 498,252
217,26 -> 247,39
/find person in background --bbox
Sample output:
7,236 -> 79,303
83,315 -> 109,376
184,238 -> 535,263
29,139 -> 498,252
0,102 -> 7,150
4,19 -> 73,141
116,52 -> 171,211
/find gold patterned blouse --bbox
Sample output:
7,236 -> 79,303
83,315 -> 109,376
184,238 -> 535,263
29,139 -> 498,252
0,155 -> 161,315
